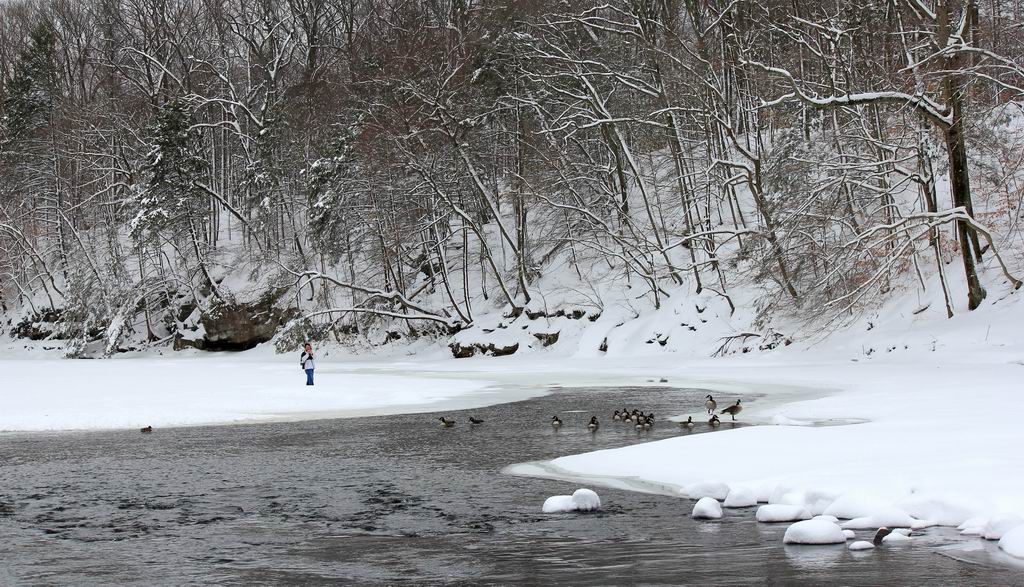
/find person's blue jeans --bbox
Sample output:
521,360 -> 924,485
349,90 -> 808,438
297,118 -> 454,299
305,369 -> 314,386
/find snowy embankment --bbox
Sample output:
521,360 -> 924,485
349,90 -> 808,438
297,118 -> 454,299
480,286 -> 1024,557
0,350 -> 507,432
504,348 -> 1024,550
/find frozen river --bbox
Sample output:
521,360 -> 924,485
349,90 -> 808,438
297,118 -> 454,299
0,386 -> 1019,585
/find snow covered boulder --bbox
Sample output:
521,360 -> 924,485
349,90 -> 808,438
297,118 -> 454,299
542,495 -> 576,513
982,514 -> 1024,540
814,514 -> 839,524
571,488 -> 601,512
692,497 -> 723,520
958,516 -> 987,536
840,506 -> 917,530
783,519 -> 847,545
542,488 -> 602,513
849,541 -> 875,551
843,529 -> 856,539
998,525 -> 1024,559
684,481 -> 730,501
882,531 -> 911,544
723,487 -> 758,508
756,504 -> 811,523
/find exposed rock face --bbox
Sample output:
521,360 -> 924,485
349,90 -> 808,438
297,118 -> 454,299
11,309 -> 64,340
448,341 -> 520,358
174,293 -> 298,351
532,331 -> 560,347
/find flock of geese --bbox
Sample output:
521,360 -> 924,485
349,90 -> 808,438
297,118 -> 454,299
437,394 -> 743,430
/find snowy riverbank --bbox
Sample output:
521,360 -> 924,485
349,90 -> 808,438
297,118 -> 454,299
5,287 -> 1024,562
0,350 -> 517,432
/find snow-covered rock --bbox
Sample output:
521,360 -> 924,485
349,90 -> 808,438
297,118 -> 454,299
783,519 -> 847,545
756,504 -> 811,523
542,495 -> 576,513
882,531 -> 911,543
840,506 -> 917,530
843,529 -> 856,539
692,497 -> 723,520
542,488 -> 601,513
958,516 -> 987,536
998,525 -> 1024,559
571,488 -> 601,512
982,514 -> 1024,540
958,516 -> 988,531
723,487 -> 758,508
814,514 -> 839,523
684,481 -> 730,501
849,540 -> 875,551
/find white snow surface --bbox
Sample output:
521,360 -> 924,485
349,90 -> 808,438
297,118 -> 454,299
783,519 -> 847,545
692,497 -> 723,520
0,353 -> 508,431
998,525 -> 1024,559
849,541 -> 875,551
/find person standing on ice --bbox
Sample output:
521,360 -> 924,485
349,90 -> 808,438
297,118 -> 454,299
300,343 -> 316,386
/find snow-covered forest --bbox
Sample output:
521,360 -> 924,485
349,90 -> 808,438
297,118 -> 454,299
2,0 -> 1024,357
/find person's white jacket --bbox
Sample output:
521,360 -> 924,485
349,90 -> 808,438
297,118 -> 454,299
300,352 -> 315,370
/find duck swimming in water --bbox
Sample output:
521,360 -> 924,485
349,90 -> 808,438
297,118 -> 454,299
708,414 -> 721,428
469,416 -> 484,425
680,416 -> 694,430
439,417 -> 455,428
551,415 -> 563,428
588,416 -> 600,431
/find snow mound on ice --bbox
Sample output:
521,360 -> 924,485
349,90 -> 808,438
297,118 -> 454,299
841,506 -> 917,530
958,516 -> 987,536
571,488 -> 601,512
982,514 -> 1024,540
684,481 -> 730,501
542,488 -> 601,513
783,519 -> 847,545
897,495 -> 978,527
723,487 -> 758,508
882,531 -> 911,543
843,529 -> 856,539
692,497 -> 723,520
849,540 -> 875,551
757,504 -> 811,523
814,514 -> 839,523
822,494 -> 885,520
998,525 -> 1024,559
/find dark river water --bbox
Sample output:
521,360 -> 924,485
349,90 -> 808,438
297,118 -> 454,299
1,386 -> 1021,586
